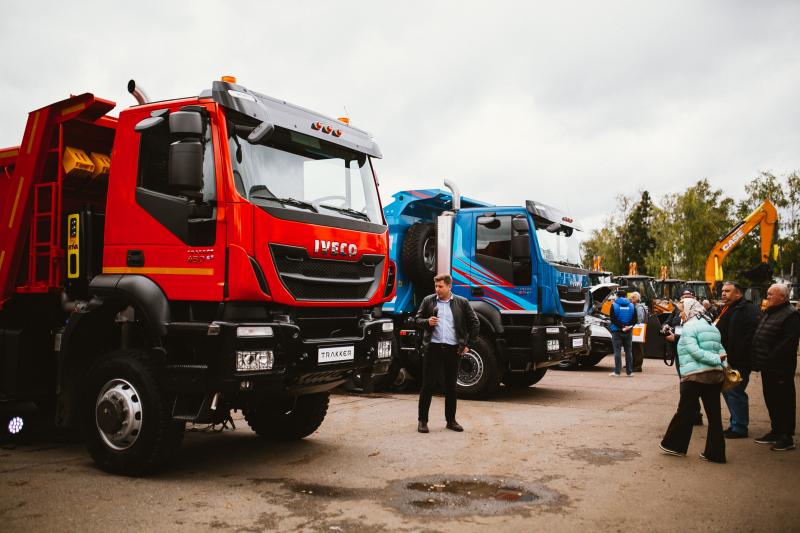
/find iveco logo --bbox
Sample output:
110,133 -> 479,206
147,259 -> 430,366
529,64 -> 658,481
314,239 -> 358,257
570,280 -> 582,288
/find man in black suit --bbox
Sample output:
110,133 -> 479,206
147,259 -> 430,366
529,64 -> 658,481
416,274 -> 480,433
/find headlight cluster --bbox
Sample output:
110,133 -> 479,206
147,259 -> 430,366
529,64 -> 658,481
378,340 -> 393,359
584,315 -> 607,327
236,350 -> 274,372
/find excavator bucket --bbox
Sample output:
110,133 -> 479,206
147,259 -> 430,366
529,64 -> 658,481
741,263 -> 772,284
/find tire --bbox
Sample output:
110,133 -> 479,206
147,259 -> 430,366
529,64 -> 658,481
580,352 -> 607,367
503,368 -> 548,388
244,393 -> 330,441
401,222 -> 437,289
83,349 -> 184,476
456,334 -> 500,400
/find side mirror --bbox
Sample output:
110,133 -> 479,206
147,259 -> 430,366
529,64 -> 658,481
247,121 -> 275,144
169,140 -> 204,192
169,111 -> 204,136
477,216 -> 501,229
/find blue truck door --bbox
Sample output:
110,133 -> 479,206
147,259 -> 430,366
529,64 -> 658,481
461,212 -> 537,312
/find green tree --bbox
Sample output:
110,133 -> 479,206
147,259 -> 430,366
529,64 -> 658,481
621,191 -> 656,275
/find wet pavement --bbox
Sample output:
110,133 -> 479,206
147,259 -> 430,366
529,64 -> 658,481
1,355 -> 799,532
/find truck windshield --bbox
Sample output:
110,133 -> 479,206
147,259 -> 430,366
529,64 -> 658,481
227,118 -> 383,224
535,227 -> 583,267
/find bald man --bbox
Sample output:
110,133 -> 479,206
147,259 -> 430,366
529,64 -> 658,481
751,284 -> 800,452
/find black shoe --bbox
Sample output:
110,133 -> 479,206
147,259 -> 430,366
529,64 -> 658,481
770,436 -> 795,451
754,431 -> 778,444
723,429 -> 747,439
417,421 -> 429,433
446,421 -> 464,432
699,452 -> 726,464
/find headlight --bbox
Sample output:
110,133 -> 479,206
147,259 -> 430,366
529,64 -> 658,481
584,315 -> 603,326
236,350 -> 274,371
237,326 -> 274,338
381,322 -> 394,332
378,340 -> 392,359
546,339 -> 560,352
546,327 -> 560,334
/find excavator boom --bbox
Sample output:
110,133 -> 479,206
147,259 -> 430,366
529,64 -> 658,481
704,198 -> 778,290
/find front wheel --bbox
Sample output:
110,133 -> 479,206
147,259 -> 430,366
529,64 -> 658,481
83,349 -> 184,476
456,335 -> 500,400
244,393 -> 330,440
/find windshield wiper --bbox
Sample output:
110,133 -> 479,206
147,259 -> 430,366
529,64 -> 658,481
318,204 -> 371,221
250,193 -> 318,213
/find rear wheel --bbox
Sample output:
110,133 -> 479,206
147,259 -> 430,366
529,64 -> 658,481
83,349 -> 184,476
456,334 -> 500,400
244,393 -> 330,440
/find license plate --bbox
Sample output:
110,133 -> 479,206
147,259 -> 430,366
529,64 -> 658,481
318,345 -> 355,364
572,338 -> 584,348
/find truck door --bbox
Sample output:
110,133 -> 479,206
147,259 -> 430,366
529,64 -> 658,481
103,105 -> 225,301
467,213 -> 537,312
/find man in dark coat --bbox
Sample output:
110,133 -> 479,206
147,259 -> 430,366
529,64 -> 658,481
715,281 -> 761,438
751,283 -> 800,451
415,274 -> 480,433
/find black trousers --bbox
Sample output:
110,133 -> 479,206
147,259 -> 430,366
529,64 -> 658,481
418,343 -> 459,423
661,380 -> 725,462
761,369 -> 796,437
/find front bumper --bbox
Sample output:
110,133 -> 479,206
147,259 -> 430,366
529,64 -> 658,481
529,324 -> 591,368
166,318 -> 394,396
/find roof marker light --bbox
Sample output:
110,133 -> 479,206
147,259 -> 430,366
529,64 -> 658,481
311,121 -> 322,130
323,125 -> 333,134
221,75 -> 237,83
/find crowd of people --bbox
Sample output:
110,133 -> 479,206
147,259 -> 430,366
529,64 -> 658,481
658,282 -> 800,462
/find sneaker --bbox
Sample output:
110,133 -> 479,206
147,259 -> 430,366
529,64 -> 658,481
754,432 -> 778,444
609,372 -> 620,377
770,436 -> 796,452
626,373 -> 634,377
659,444 -> 685,457
699,452 -> 726,464
723,429 -> 747,439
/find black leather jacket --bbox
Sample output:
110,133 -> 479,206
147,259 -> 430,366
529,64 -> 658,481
415,293 -> 480,353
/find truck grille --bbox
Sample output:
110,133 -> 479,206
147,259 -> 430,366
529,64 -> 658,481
270,244 -> 384,301
557,285 -> 589,315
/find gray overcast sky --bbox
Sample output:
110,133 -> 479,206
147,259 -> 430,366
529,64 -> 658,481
2,1 -> 798,233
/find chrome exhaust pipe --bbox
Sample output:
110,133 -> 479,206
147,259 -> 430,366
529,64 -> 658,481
444,179 -> 461,212
127,79 -> 149,105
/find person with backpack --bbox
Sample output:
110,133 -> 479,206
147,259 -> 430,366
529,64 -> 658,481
660,298 -> 727,463
609,289 -> 637,377
629,291 -> 649,372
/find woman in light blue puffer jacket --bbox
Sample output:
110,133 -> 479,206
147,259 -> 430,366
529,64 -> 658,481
660,298 -> 727,463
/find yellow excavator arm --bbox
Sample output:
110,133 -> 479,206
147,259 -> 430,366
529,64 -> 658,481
704,199 -> 778,286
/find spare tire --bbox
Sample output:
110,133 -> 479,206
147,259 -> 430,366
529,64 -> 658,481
402,222 -> 437,289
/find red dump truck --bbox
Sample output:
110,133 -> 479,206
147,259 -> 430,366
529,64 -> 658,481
0,77 -> 395,474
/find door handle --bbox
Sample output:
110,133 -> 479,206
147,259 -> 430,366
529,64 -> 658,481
471,287 -> 484,297
126,250 -> 145,267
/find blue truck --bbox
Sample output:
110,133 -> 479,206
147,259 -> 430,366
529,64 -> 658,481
381,182 -> 591,399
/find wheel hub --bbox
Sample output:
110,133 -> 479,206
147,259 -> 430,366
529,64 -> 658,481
95,379 -> 143,451
422,237 -> 436,272
457,350 -> 484,387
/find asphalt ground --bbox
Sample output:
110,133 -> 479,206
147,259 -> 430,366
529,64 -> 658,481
1,355 -> 799,532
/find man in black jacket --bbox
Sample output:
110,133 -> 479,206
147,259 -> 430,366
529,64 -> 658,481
751,283 -> 800,451
715,281 -> 761,438
416,274 -> 480,433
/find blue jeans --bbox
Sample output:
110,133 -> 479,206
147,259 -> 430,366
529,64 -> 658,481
722,368 -> 751,435
611,330 -> 633,375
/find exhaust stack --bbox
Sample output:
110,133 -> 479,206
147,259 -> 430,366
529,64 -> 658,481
436,179 -> 460,277
127,79 -> 149,105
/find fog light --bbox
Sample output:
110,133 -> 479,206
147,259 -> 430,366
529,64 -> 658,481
546,339 -> 560,352
8,416 -> 23,435
237,326 -> 274,338
381,322 -> 394,332
546,327 -> 560,334
236,350 -> 274,371
378,340 -> 392,358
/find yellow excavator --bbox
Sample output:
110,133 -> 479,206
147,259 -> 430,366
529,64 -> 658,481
705,199 -> 778,296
